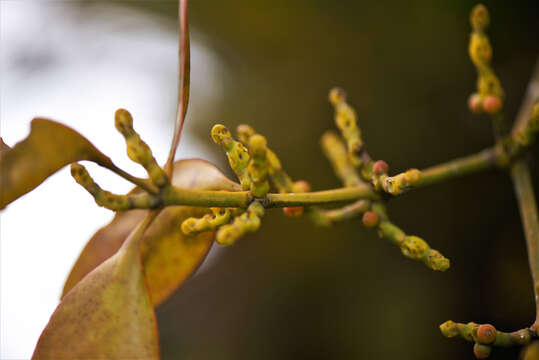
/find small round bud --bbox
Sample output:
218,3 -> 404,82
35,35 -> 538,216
426,250 -> 450,272
329,87 -> 346,105
293,180 -> 311,193
373,160 -> 389,175
362,211 -> 379,228
473,343 -> 492,359
401,236 -> 429,260
440,320 -> 459,338
470,4 -> 489,31
236,124 -> 255,144
249,134 -> 267,156
468,93 -> 483,113
283,207 -> 304,218
483,95 -> 502,114
211,124 -> 231,145
114,108 -> 134,134
477,324 -> 497,345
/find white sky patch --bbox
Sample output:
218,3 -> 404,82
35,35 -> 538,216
0,2 -> 226,358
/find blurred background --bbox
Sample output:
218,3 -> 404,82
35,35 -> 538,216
1,0 -> 538,359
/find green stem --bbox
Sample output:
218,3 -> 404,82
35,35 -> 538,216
312,200 -> 371,226
510,160 -> 539,330
512,60 -> 539,138
416,147 -> 497,188
157,184 -> 379,209
509,57 -> 539,330
104,162 -> 159,194
440,320 -> 535,347
264,185 -> 379,207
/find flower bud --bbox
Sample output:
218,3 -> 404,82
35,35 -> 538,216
373,160 -> 389,175
283,207 -> 304,218
470,4 -> 489,32
468,93 -> 483,113
473,343 -> 492,359
293,180 -> 311,193
477,324 -> 496,345
483,95 -> 502,114
362,211 -> 379,228
329,87 -> 346,105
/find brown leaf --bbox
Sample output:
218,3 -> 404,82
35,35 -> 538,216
62,159 -> 241,306
33,214 -> 160,360
0,119 -> 112,209
0,137 -> 10,156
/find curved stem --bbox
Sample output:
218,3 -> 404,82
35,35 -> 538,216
165,0 -> 190,176
103,162 -> 159,194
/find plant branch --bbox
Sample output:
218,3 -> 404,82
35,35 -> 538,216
311,200 -> 371,226
160,184 -> 379,209
440,321 -> 535,347
508,58 -> 539,330
511,160 -> 539,329
415,147 -> 498,188
512,60 -> 539,138
81,142 -> 518,212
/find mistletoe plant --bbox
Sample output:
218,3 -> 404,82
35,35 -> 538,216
1,2 -> 538,359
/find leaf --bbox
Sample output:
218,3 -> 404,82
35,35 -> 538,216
62,159 -> 241,306
33,214 -> 160,360
0,119 -> 112,209
0,137 -> 10,156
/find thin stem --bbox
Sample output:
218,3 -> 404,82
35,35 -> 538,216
160,184 -> 378,209
313,200 -> 371,226
511,160 -> 539,329
265,185 -> 379,208
101,162 -> 159,194
509,57 -> 539,330
416,147 -> 497,188
512,60 -> 539,138
165,0 -> 190,176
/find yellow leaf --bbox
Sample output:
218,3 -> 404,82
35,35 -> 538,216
0,119 -> 112,209
62,159 -> 241,306
33,214 -> 160,360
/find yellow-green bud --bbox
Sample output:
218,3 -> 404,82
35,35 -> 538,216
425,249 -> 450,271
216,202 -> 264,246
181,208 -> 232,236
211,124 -> 251,189
470,4 -> 489,32
237,124 -> 255,145
440,320 -> 459,338
328,87 -> 364,167
114,109 -> 168,187
71,163 -> 132,210
401,236 -> 429,260
248,135 -> 270,198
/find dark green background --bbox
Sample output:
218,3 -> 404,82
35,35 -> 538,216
129,1 -> 538,359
